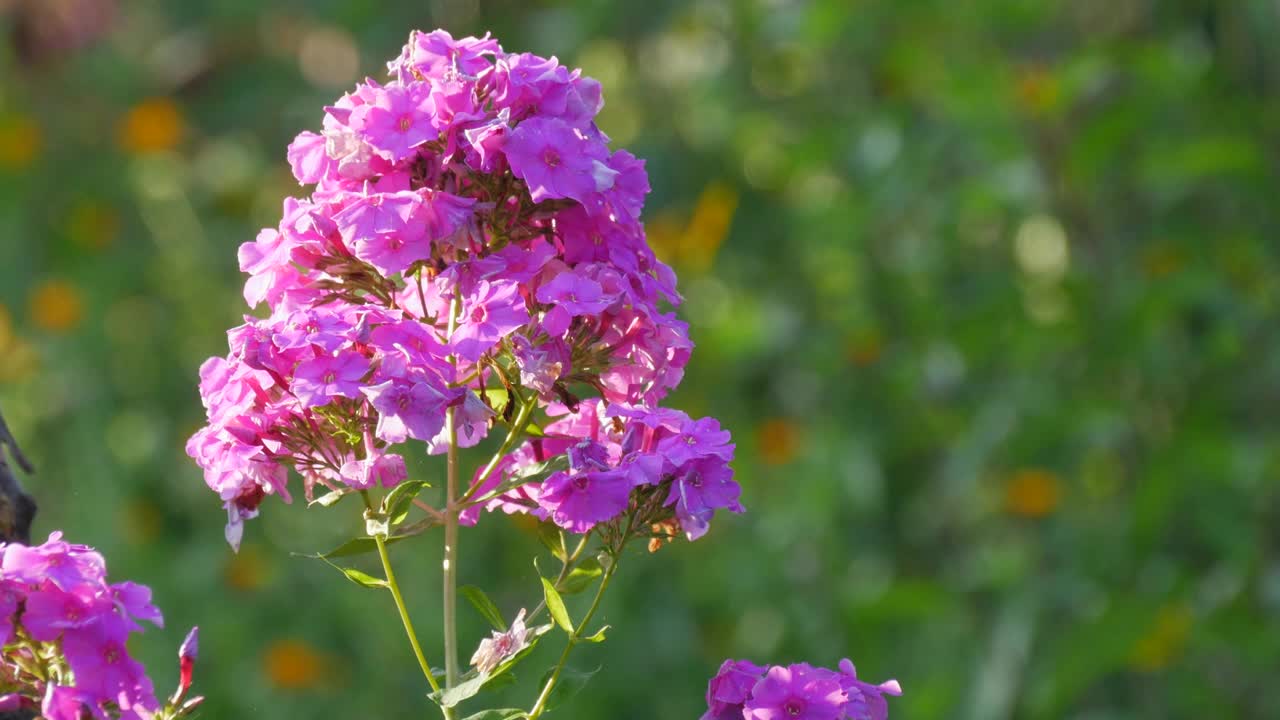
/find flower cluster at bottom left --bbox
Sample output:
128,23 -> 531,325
0,532 -> 201,720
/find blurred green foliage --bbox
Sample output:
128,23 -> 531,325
2,0 -> 1280,717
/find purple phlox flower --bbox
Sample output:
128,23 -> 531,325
656,416 -> 735,467
333,190 -> 422,246
701,659 -> 766,720
537,440 -> 631,533
238,227 -> 303,309
393,29 -> 500,81
41,685 -> 92,720
351,231 -> 432,276
1,534 -> 105,591
291,350 -> 371,407
667,456 -> 742,541
605,149 -> 649,219
506,116 -> 615,204
362,379 -> 449,443
369,320 -> 449,369
837,659 -> 901,720
490,239 -> 557,284
451,280 -> 529,361
287,130 -> 332,185
426,78 -> 485,142
110,581 -> 165,630
493,53 -> 566,110
340,451 -> 408,490
427,389 -> 495,453
272,308 -> 355,352
536,273 -> 611,336
418,188 -> 477,242
21,586 -> 103,641
350,83 -> 436,162
512,335 -> 569,398
463,108 -> 510,172
744,664 -> 848,720
324,126 -> 378,180
61,626 -> 156,709
0,694 -> 23,713
470,608 -> 534,673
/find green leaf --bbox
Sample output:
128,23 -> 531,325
432,672 -> 489,708
300,554 -> 389,589
537,665 -> 599,711
461,585 -> 507,630
309,489 -> 346,507
541,577 -> 573,633
330,563 -> 388,589
382,480 -> 431,525
557,556 -> 602,595
580,625 -> 609,643
461,709 -> 528,720
536,522 -> 567,562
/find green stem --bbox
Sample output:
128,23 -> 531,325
443,296 -> 461,691
528,526 -> 630,719
374,532 -> 445,700
459,393 -> 539,505
526,533 -> 592,624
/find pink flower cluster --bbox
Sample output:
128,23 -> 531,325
703,659 -> 902,720
187,29 -> 737,546
0,533 -> 200,720
464,399 -> 739,539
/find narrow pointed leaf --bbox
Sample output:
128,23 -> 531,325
540,577 -> 572,633
461,585 -> 507,630
557,556 -> 603,595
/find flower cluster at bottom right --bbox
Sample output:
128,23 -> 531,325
702,658 -> 901,720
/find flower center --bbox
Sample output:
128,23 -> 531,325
572,475 -> 590,490
387,235 -> 404,250
470,305 -> 488,324
687,471 -> 703,488
323,371 -> 336,385
784,700 -> 805,716
542,147 -> 561,168
398,115 -> 413,132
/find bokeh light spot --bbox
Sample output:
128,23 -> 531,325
263,638 -> 330,689
1005,469 -> 1061,518
29,279 -> 84,333
0,115 -> 42,170
118,98 -> 185,154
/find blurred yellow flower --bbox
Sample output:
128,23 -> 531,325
0,305 -> 39,382
1130,604 -> 1192,672
758,418 -> 800,466
29,279 -> 84,332
67,200 -> 120,251
647,183 -> 738,273
264,639 -> 330,690
0,115 -> 41,170
118,98 -> 185,154
1004,468 -> 1061,518
224,545 -> 268,592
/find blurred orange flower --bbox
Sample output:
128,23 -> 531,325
647,182 -> 738,273
263,639 -> 330,690
0,115 -> 41,170
118,98 -> 185,154
758,418 -> 800,466
1004,468 -> 1061,518
29,279 -> 84,332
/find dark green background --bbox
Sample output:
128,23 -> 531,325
2,0 -> 1278,717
